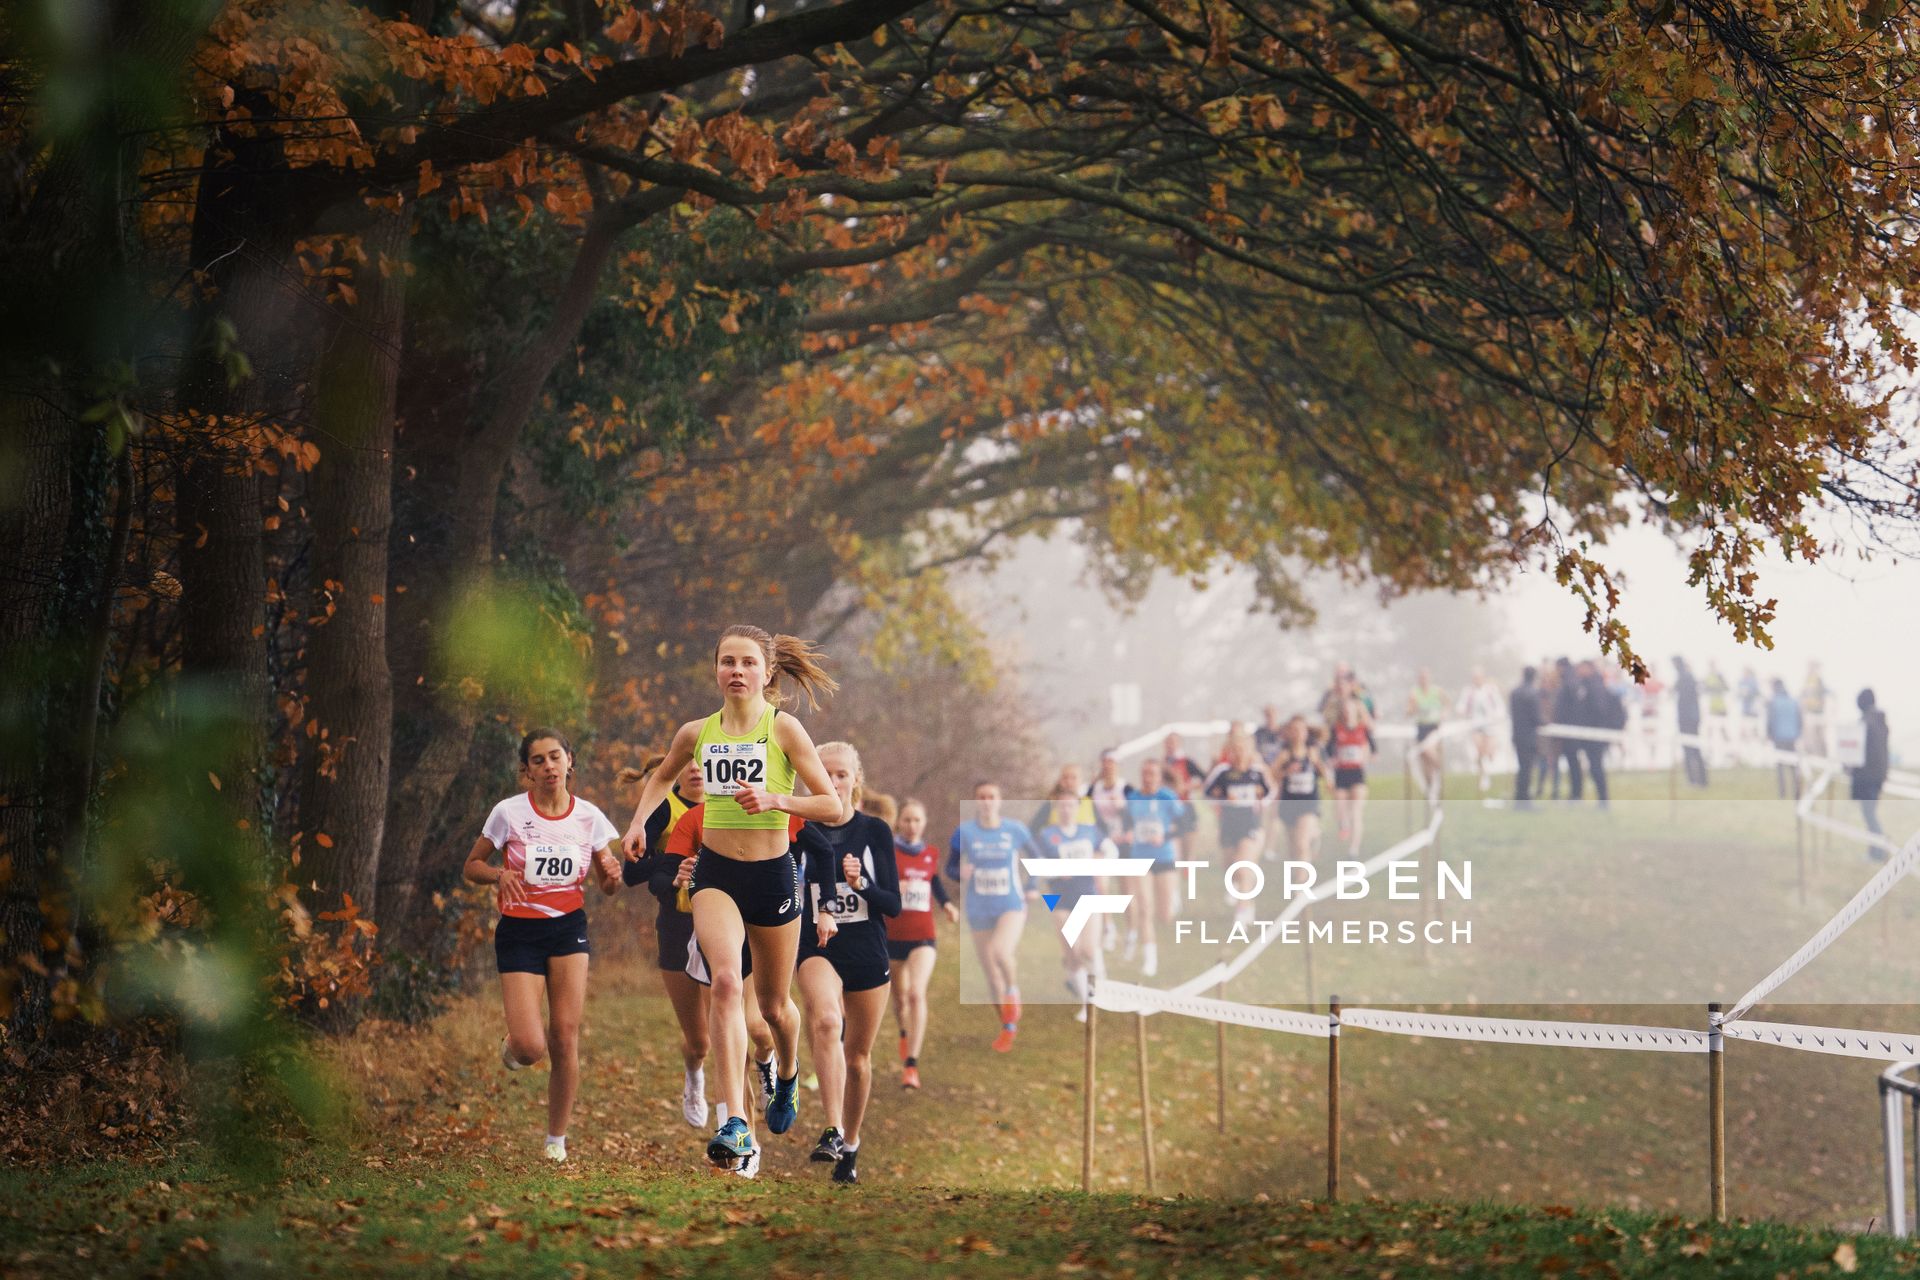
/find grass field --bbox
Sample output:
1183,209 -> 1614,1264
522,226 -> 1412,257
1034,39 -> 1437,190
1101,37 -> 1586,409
6,765 -> 1920,1276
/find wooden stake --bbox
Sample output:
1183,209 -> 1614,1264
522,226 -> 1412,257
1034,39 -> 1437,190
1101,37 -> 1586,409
1708,1002 -> 1726,1222
1403,748 -> 1413,835
1081,992 -> 1096,1192
1795,792 -> 1806,907
1303,922 -> 1315,1008
1327,994 -> 1342,1201
1135,1011 -> 1155,1193
1215,980 -> 1228,1133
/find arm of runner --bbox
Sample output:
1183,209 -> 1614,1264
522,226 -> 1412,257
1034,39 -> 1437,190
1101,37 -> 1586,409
462,833 -> 526,910
622,800 -> 674,887
1016,822 -> 1041,900
593,841 -> 622,896
739,711 -> 846,823
794,821 -> 840,944
624,721 -> 698,856
946,829 -> 963,882
856,824 -> 902,916
930,871 -> 959,921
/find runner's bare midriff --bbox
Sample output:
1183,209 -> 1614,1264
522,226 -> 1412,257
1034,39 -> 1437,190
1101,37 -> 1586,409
701,826 -> 790,861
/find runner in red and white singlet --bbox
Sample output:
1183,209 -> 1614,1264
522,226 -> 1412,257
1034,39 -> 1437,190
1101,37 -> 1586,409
886,799 -> 956,1089
462,729 -> 623,1163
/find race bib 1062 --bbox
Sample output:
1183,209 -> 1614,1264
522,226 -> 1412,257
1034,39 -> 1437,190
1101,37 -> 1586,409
701,740 -> 768,796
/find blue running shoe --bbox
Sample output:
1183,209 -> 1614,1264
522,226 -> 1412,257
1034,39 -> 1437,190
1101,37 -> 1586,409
707,1116 -> 754,1168
766,1073 -> 800,1135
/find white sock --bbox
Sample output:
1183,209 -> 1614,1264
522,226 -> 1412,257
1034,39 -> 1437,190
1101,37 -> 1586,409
716,1103 -> 730,1126
545,1134 -> 566,1149
840,1141 -> 858,1153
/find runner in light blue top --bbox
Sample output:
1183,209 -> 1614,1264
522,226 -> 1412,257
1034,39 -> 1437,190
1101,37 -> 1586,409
947,780 -> 1037,1052
1125,758 -> 1190,978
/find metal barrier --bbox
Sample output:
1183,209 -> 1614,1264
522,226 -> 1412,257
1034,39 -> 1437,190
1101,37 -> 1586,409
1881,1061 -> 1920,1236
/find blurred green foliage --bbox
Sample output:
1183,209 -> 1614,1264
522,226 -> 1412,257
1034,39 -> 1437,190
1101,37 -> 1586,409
87,680 -> 348,1179
432,572 -> 591,735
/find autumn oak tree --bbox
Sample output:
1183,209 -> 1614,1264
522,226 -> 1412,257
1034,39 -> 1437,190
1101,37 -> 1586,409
2,0 -> 1918,1037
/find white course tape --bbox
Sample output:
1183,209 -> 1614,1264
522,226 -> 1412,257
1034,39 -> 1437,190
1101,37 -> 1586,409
1093,980 -> 1331,1037
1162,806 -> 1448,1001
1539,723 -> 1708,749
1341,1007 -> 1708,1053
1791,762 -> 1900,852
1724,823 -> 1920,1025
1722,1019 -> 1920,1063
1112,720 -> 1230,763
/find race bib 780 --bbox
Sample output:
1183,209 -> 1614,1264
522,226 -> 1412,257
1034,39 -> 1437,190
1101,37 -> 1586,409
524,842 -> 581,888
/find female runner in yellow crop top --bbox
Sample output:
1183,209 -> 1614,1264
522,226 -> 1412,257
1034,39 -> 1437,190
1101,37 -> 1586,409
624,624 -> 848,1175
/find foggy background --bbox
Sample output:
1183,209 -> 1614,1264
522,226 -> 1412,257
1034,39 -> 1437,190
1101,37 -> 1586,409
955,519 -> 1918,765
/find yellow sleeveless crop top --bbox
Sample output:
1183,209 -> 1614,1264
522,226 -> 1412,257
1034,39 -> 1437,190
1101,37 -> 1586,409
694,705 -> 795,831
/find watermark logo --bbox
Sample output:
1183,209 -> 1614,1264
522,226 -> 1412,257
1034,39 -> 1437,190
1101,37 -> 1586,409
1020,856 -> 1154,944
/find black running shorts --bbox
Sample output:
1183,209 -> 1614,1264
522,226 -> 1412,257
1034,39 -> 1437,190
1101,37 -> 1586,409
886,938 -> 934,962
801,928 -> 892,993
495,909 -> 589,974
656,905 -> 696,973
691,847 -> 801,928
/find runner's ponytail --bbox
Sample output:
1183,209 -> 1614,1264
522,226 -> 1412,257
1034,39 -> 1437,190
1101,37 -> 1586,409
718,624 -> 838,710
615,751 -> 667,789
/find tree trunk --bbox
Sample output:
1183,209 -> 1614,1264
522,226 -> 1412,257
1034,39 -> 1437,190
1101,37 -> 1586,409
377,210 -> 624,939
174,133 -> 308,823
0,396 -> 77,1036
297,214 -> 409,922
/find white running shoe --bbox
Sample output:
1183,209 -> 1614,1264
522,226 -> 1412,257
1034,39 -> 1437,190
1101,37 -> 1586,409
682,1068 -> 709,1128
1075,1005 -> 1089,1023
753,1054 -> 777,1111
501,1038 -> 528,1072
543,1138 -> 567,1163
1123,930 -> 1138,962
730,1142 -> 762,1179
1141,943 -> 1158,978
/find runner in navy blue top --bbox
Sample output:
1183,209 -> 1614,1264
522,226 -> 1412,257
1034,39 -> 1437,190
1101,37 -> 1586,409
795,741 -> 899,1184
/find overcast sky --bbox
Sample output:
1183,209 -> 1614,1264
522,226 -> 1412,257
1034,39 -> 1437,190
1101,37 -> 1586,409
959,512 -> 1919,762
1503,521 -> 1916,754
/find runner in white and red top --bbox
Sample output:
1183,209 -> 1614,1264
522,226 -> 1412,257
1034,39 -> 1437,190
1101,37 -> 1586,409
463,729 -> 622,1163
